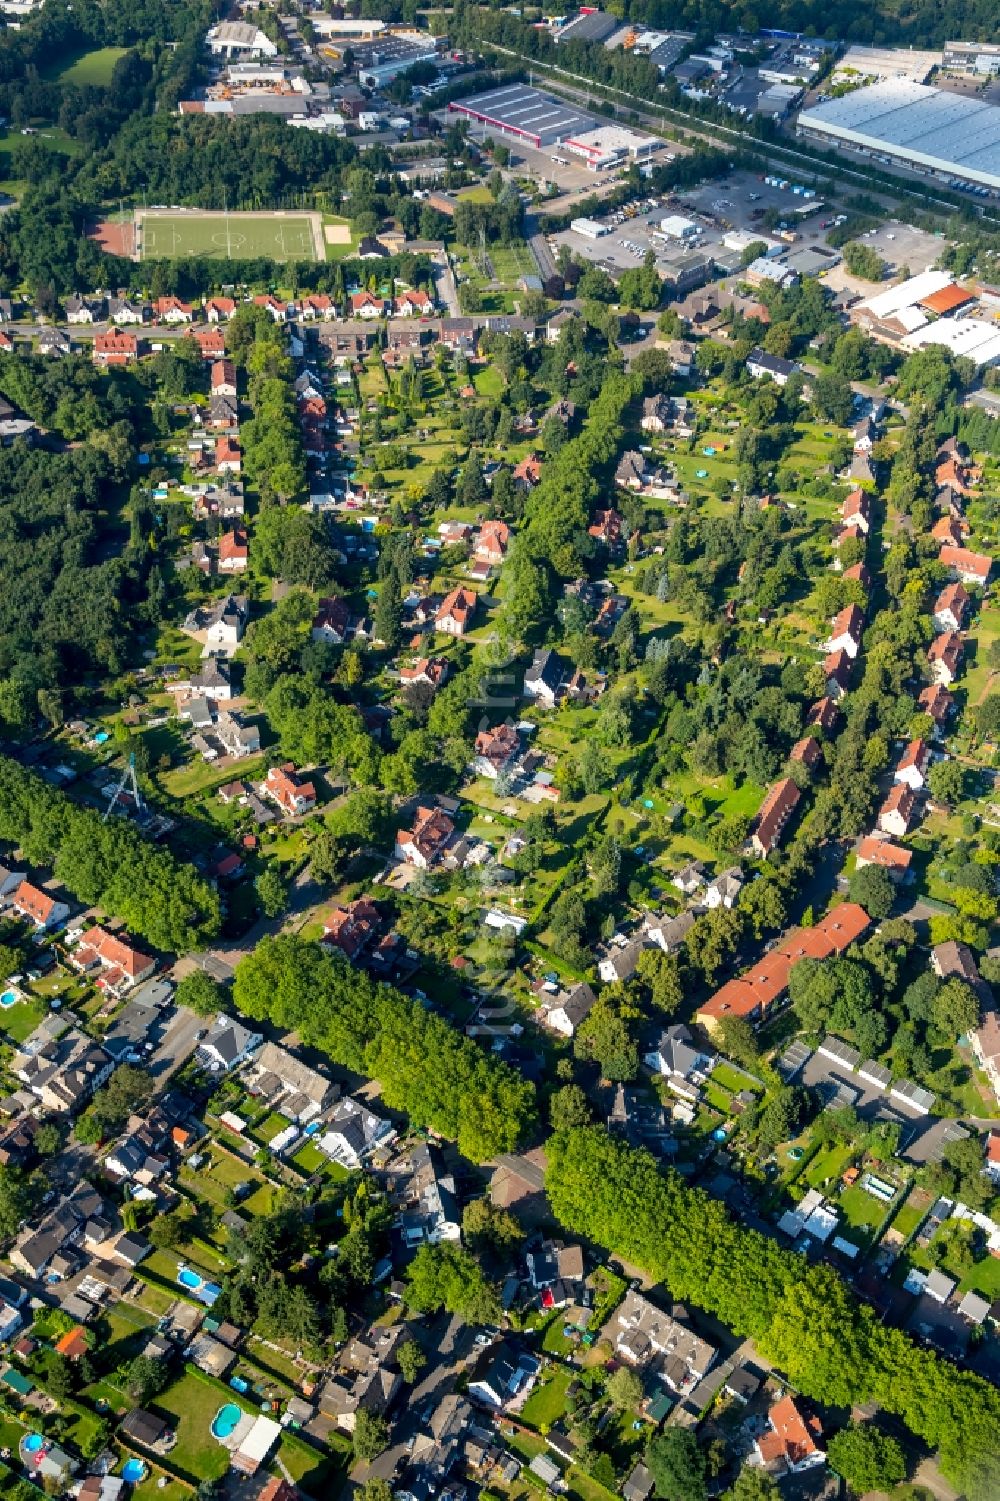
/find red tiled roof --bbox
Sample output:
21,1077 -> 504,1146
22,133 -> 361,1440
919,283 -> 973,315
857,836 -> 912,871
939,544 -> 991,582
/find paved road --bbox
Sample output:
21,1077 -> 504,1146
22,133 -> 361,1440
147,1004 -> 204,1082
174,864 -> 324,983
525,213 -> 557,282
433,260 -> 461,318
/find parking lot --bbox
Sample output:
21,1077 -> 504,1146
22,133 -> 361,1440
550,168 -> 840,276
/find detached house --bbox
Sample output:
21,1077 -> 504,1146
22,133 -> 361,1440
218,527 -> 249,573
754,1396 -> 825,1476
399,657 -> 449,692
211,360 -> 237,398
919,682 -> 954,733
473,723 -> 520,780
205,297 -> 236,322
351,291 -> 388,319
524,648 -> 565,708
154,296 -> 193,324
474,521 -> 510,568
312,596 -> 352,645
878,783 -> 916,838
435,586 -> 478,638
320,1096 -> 395,1170
894,739 -> 930,791
537,982 -> 596,1039
644,1024 -> 715,1100
263,764 -> 317,818
640,394 -> 673,433
197,1015 -> 262,1072
395,805 -> 455,868
322,897 -> 383,961
93,329 -> 140,366
927,631 -> 963,686
746,348 -> 797,386
751,778 -> 800,859
215,436 -> 242,475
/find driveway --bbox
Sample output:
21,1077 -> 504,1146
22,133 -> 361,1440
147,1004 -> 205,1082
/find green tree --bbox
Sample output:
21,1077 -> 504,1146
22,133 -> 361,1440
461,1198 -> 524,1257
932,977 -> 980,1039
646,1429 -> 707,1501
927,759 -> 965,806
722,1470 -> 780,1501
405,1243 -> 501,1325
606,1364 -> 644,1410
353,1408 -> 390,1463
848,864 -> 895,920
827,1424 -> 907,1494
397,1339 -> 427,1384
123,1355 -> 169,1405
255,866 -> 288,919
550,1084 -> 593,1131
174,969 -> 224,1018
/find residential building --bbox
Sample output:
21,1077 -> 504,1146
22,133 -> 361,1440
322,896 -> 384,961
93,329 -> 140,366
751,778 -> 801,858
641,394 -> 673,432
396,1142 -> 461,1245
878,783 -> 916,838
643,1024 -> 715,1100
436,586 -> 478,637
754,1395 -> 825,1475
697,903 -> 870,1032
746,347 -> 797,385
985,1131 -> 1000,1185
211,359 -> 238,397
704,867 -> 744,908
608,1289 -> 716,1396
218,527 -> 249,572
970,1011 -> 1000,1101
938,544 -> 992,587
927,631 -> 963,685
10,879 -> 69,930
263,764 -> 317,817
473,723 -> 520,779
599,935 -> 650,984
474,520 -> 510,568
400,657 -> 449,692
69,926 -> 155,994
319,1324 -> 403,1433
855,836 -> 912,880
919,682 -> 954,732
246,1041 -> 336,1122
467,1342 -> 539,1410
312,596 -> 352,645
894,739 -> 931,791
537,982 -> 596,1038
319,1096 -> 396,1169
395,804 -> 455,867
790,736 -> 822,773
934,581 -> 969,632
197,1016 -> 263,1072
823,603 -> 864,659
523,649 -> 565,708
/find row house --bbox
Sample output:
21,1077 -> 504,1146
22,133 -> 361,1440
750,777 -> 801,859
70,926 -> 155,995
608,1290 -> 716,1399
822,603 -> 864,659
855,835 -> 912,881
894,738 -> 931,792
934,581 -> 969,633
697,903 -> 870,1033
10,878 -> 69,931
11,1022 -> 115,1116
939,544 -> 992,588
919,682 -> 954,735
927,631 -> 963,686
823,649 -> 853,701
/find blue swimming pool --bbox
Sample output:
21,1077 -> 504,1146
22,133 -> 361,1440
23,1434 -> 43,1454
122,1458 -> 148,1483
0,988 -> 19,1007
177,1265 -> 222,1306
211,1403 -> 243,1441
304,1121 -> 321,1136
177,1266 -> 202,1291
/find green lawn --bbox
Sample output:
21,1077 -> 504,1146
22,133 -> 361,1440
140,211 -> 320,264
42,46 -> 129,85
0,991 -> 49,1043
837,1182 -> 894,1242
152,1368 -> 255,1482
520,1365 -> 572,1429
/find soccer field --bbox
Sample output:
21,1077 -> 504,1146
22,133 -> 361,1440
138,211 -> 322,264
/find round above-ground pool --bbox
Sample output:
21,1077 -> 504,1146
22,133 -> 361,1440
211,1403 -> 243,1441
22,1434 -> 44,1454
122,1458 -> 148,1483
0,987 -> 21,1008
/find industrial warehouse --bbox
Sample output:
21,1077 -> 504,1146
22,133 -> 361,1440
798,79 -> 1000,194
447,84 -> 659,167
